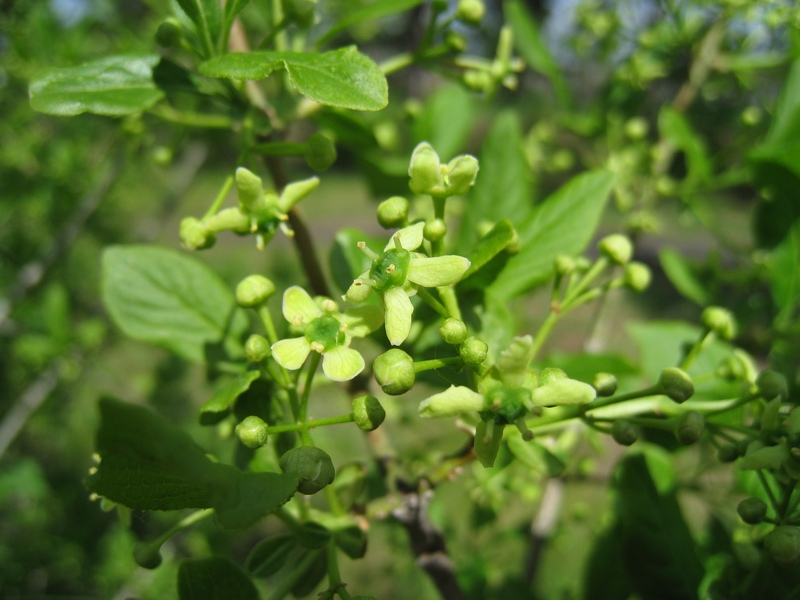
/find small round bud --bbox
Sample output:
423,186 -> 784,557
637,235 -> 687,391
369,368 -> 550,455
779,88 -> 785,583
439,318 -> 468,345
598,234 -> 633,265
756,369 -> 788,401
376,196 -> 409,229
701,306 -> 737,340
235,416 -> 269,449
741,106 -> 762,126
373,349 -> 415,395
554,255 -> 576,276
133,542 -> 163,569
280,446 -> 335,495
446,155 -> 479,196
624,262 -> 651,292
423,219 -> 447,242
155,18 -> 183,48
456,0 -> 485,24
304,133 -> 336,172
151,146 -> 173,166
283,0 -> 317,28
611,420 -> 638,446
463,69 -> 492,92
459,337 -> 488,367
658,367 -> 694,403
764,526 -> 800,565
737,497 -> 767,525
408,143 -> 443,195
352,395 -> 385,431
236,275 -> 276,307
445,31 -> 467,52
540,367 -> 567,386
717,443 -> 739,463
180,217 -> 216,250
245,334 -> 271,362
624,117 -> 649,140
675,411 -> 704,445
592,372 -> 617,397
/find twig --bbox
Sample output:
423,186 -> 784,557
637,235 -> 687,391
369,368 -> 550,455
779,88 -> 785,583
392,488 -> 466,600
0,362 -> 61,458
523,477 -> 565,584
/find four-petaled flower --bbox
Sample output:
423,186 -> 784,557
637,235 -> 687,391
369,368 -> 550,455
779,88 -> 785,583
271,286 -> 382,381
344,222 -> 471,346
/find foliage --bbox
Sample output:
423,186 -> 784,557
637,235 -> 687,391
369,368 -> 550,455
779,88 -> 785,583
4,0 -> 800,598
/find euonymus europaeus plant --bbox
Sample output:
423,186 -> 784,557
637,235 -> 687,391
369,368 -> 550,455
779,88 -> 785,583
25,0 -> 800,598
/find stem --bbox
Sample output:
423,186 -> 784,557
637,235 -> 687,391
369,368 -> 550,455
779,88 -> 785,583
326,543 -> 352,600
563,257 -> 609,305
258,306 -> 280,345
300,353 -> 321,423
203,175 -> 234,220
266,413 -> 355,434
414,356 -> 463,373
757,470 -> 781,515
531,312 -> 560,362
416,287 -> 450,317
681,329 -> 713,371
438,286 -> 462,320
252,141 -> 307,157
151,508 -> 214,549
147,105 -> 234,129
380,52 -> 415,75
265,549 -> 322,600
582,385 -> 661,413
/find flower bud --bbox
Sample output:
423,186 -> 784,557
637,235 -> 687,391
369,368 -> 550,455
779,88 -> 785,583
456,0 -> 485,24
592,372 -> 617,397
675,411 -> 704,445
624,117 -> 649,140
504,227 -> 521,255
737,497 -> 767,525
236,167 -> 265,213
236,275 -> 276,307
531,378 -> 596,406
373,349 -> 415,395
459,337 -> 488,367
283,0 -> 317,28
352,395 -> 385,431
445,31 -> 467,52
304,133 -> 336,172
179,217 -> 216,250
446,155 -> 479,196
408,143 -> 443,195
701,306 -> 736,340
424,218 -> 447,242
756,369 -> 788,401
280,446 -> 335,495
245,334 -> 271,362
376,196 -> 409,229
133,541 -> 162,569
611,420 -> 638,446
598,234 -> 633,265
155,18 -> 182,48
235,416 -> 269,448
419,385 -> 486,418
279,176 -> 320,212
658,367 -> 694,403
463,69 -> 492,92
717,443 -> 739,463
554,255 -> 576,276
439,318 -> 468,345
624,262 -> 651,292
539,367 -> 567,386
764,526 -> 800,565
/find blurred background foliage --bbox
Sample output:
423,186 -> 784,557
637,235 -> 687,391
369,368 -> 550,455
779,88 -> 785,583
1,0 -> 799,598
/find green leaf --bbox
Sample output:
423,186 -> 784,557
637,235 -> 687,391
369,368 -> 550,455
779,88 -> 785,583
506,435 -> 565,476
178,557 -> 259,600
315,0 -> 425,47
200,47 -> 388,111
460,112 -> 532,249
29,54 -> 164,116
86,398 -> 299,528
102,245 -> 248,363
176,0 -> 223,58
764,58 -> 800,162
614,453 -> 703,600
770,220 -> 800,327
199,371 -> 261,425
329,227 -> 385,294
412,85 -> 475,159
490,170 -> 613,300
659,247 -> 710,306
245,534 -> 297,577
582,523 -> 633,600
221,0 -> 250,51
504,0 -> 571,106
658,107 -> 712,184
461,219 -> 516,283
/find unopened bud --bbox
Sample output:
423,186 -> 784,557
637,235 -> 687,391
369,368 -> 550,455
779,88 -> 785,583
245,334 -> 271,362
702,306 -> 736,340
737,497 -> 767,524
236,275 -> 276,307
611,420 -> 638,446
133,542 -> 163,570
456,0 -> 485,24
377,196 -> 409,229
764,526 -> 800,565
446,155 -> 479,196
180,217 -> 216,250
280,446 -> 335,495
624,262 -> 651,292
155,18 -> 182,48
592,372 -> 617,396
352,395 -> 385,431
304,133 -> 336,172
717,443 -> 739,463
235,416 -> 269,449
283,0 -> 317,28
408,142 -> 443,195
235,167 -> 265,213
459,337 -> 488,367
658,367 -> 694,403
555,255 -> 576,276
675,411 -> 704,445
624,117 -> 649,140
439,318 -> 468,345
531,378 -> 596,406
756,369 -> 788,401
424,218 -> 447,242
373,349 -> 415,395
598,234 -> 633,265
445,31 -> 467,52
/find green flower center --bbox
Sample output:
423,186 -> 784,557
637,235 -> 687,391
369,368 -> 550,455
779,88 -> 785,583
481,385 -> 531,425
305,316 -> 344,352
370,248 -> 411,292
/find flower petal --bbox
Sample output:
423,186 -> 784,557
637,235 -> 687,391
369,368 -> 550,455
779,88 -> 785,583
343,270 -> 373,304
282,286 -> 322,324
322,345 -> 365,381
340,304 -> 384,338
383,286 -> 414,346
418,386 -> 486,418
407,255 -> 471,287
384,222 -> 424,252
496,335 -> 534,387
271,337 -> 312,370
531,379 -> 596,406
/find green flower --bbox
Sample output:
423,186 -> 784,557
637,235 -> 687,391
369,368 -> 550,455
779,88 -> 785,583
271,286 -> 382,381
343,222 -> 470,346
408,142 -> 479,198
